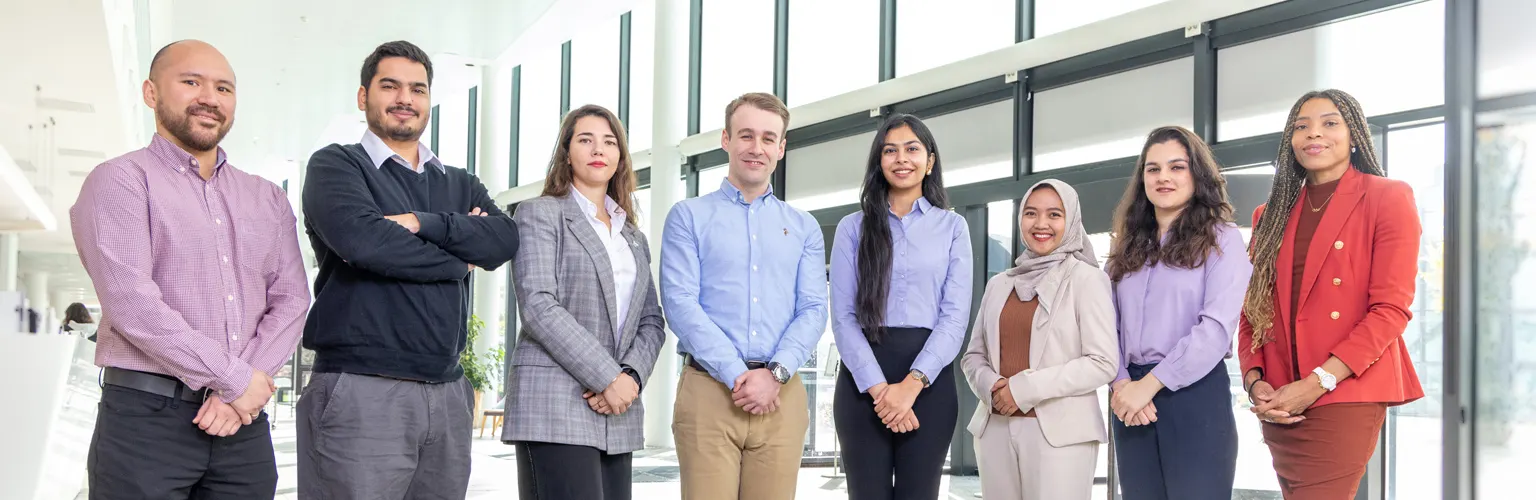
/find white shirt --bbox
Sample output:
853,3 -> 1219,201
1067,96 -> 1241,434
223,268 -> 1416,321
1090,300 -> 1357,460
571,187 -> 636,343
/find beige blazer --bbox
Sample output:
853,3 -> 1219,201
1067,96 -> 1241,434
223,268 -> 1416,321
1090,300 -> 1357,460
960,258 -> 1119,447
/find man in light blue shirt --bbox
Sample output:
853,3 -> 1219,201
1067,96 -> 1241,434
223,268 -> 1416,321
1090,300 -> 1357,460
660,92 -> 827,500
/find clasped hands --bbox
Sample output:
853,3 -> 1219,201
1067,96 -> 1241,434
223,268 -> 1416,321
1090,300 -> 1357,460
384,207 -> 490,272
584,372 -> 641,415
1247,374 -> 1327,425
1109,376 -> 1161,426
870,374 -> 924,433
192,369 -> 276,437
732,368 -> 782,415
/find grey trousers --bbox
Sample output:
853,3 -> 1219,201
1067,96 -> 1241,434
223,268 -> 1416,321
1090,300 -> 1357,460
296,372 -> 474,499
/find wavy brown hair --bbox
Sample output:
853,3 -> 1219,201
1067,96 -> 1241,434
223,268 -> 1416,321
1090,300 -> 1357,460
1106,126 -> 1234,282
1241,89 -> 1384,353
539,104 -> 639,226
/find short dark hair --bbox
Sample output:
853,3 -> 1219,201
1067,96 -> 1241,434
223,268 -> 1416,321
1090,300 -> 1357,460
360,40 -> 433,88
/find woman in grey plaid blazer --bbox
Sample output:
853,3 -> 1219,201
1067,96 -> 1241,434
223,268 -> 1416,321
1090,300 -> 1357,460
502,105 -> 666,500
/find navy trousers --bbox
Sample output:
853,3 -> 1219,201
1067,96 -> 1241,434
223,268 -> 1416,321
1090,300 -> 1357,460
1111,361 -> 1239,500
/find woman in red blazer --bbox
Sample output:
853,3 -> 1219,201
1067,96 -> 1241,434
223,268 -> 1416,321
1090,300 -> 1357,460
1237,89 -> 1424,499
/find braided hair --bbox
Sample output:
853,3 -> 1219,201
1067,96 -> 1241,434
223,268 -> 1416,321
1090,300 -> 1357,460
1241,89 -> 1385,353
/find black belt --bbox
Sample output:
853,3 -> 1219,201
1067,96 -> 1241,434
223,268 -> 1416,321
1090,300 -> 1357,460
103,367 -> 207,403
684,354 -> 766,373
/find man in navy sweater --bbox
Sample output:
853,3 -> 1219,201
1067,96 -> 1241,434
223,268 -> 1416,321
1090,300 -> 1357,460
297,40 -> 519,499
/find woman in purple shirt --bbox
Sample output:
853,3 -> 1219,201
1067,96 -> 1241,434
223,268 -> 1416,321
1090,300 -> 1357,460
1105,126 -> 1252,500
830,113 -> 973,500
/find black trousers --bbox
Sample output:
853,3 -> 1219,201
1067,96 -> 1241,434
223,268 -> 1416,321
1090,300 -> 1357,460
515,441 -> 633,500
1111,361 -> 1239,500
87,384 -> 277,499
833,327 -> 959,500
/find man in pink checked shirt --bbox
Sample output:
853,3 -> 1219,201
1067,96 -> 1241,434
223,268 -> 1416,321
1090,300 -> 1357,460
70,40 -> 309,500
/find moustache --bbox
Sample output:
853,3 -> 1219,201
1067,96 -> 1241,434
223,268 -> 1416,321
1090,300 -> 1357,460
187,105 -> 225,123
386,105 -> 418,117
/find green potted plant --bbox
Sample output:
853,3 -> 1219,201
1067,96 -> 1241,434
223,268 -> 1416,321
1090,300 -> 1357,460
461,315 -> 504,426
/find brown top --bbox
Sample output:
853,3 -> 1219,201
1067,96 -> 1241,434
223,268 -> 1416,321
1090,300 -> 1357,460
1289,179 -> 1339,379
998,293 -> 1039,417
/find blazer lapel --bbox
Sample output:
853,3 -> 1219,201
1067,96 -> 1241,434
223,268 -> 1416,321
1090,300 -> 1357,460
617,224 -> 648,355
561,197 -> 620,341
1028,264 -> 1065,369
1299,168 -> 1366,310
1276,193 -> 1303,332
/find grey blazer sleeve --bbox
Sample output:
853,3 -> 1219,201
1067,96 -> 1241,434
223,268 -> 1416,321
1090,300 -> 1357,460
511,199 -> 624,391
619,232 -> 666,389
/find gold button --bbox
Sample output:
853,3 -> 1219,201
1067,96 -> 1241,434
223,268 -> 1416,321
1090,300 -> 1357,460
1334,240 -> 1344,250
1333,278 -> 1342,286
1330,311 -> 1340,320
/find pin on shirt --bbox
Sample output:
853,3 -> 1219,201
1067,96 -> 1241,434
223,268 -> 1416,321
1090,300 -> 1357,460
783,228 -> 788,236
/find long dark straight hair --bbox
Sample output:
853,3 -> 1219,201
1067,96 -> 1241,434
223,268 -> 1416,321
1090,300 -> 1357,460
855,113 -> 950,343
1106,126 -> 1234,282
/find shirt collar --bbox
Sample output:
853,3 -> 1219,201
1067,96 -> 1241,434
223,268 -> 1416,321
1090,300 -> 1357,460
716,177 -> 776,206
148,133 -> 229,176
894,196 -> 932,216
361,129 -> 444,173
569,186 -> 624,220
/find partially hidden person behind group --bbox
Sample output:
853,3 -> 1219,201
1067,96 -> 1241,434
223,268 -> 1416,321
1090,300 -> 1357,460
72,39 -> 310,499
829,113 -> 972,500
1106,125 -> 1252,500
501,103 -> 667,500
1239,89 -> 1423,499
62,302 -> 98,342
297,40 -> 521,499
660,91 -> 828,500
959,179 -> 1119,500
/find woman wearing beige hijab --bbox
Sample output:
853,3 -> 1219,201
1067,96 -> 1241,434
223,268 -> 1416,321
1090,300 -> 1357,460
960,179 -> 1119,500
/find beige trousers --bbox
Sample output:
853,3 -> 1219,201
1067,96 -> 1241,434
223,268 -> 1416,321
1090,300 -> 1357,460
672,366 -> 809,500
976,416 -> 1099,500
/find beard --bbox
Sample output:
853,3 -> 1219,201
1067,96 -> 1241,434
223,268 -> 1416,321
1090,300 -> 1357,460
157,102 -> 231,152
367,103 -> 427,142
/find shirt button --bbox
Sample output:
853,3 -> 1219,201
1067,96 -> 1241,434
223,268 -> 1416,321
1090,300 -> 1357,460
753,297 -> 759,303
1330,311 -> 1340,320
231,335 -> 238,341
752,265 -> 758,271
215,218 -> 222,225
223,256 -> 230,263
752,331 -> 758,336
227,295 -> 234,301
752,235 -> 758,240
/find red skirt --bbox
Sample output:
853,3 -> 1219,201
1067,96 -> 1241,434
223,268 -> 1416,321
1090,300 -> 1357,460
1261,402 -> 1387,499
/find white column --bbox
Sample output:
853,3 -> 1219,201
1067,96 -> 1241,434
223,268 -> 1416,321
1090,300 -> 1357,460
472,65 -> 510,357
0,233 -> 18,291
643,0 -> 689,447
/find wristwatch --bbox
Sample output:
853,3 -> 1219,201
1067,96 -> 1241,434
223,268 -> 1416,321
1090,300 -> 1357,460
909,369 -> 931,388
766,362 -> 791,384
1312,367 -> 1338,392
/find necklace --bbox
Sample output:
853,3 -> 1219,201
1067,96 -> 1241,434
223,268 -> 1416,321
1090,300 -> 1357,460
1308,190 -> 1336,212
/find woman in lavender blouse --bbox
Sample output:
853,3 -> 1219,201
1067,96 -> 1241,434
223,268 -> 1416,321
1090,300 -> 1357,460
1105,126 -> 1252,500
830,113 -> 973,500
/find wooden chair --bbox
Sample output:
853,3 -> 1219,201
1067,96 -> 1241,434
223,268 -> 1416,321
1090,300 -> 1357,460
478,397 -> 506,438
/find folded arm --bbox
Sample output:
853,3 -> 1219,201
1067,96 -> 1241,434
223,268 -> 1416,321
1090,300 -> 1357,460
302,145 -> 469,283
412,175 -> 520,270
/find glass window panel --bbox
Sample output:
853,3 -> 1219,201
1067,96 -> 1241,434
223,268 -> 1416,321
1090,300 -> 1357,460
785,131 -> 876,211
896,0 -> 1014,77
629,4 -> 658,150
1479,0 -> 1536,99
700,0 -> 775,132
788,0 -> 879,106
1473,111 -> 1536,499
434,88 -> 470,170
699,164 -> 729,195
928,99 -> 1014,186
517,48 -> 563,187
569,18 -> 622,114
1035,0 -> 1170,37
1216,0 -> 1444,141
986,200 -> 1015,280
1034,58 -> 1193,172
1383,123 -> 1446,499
